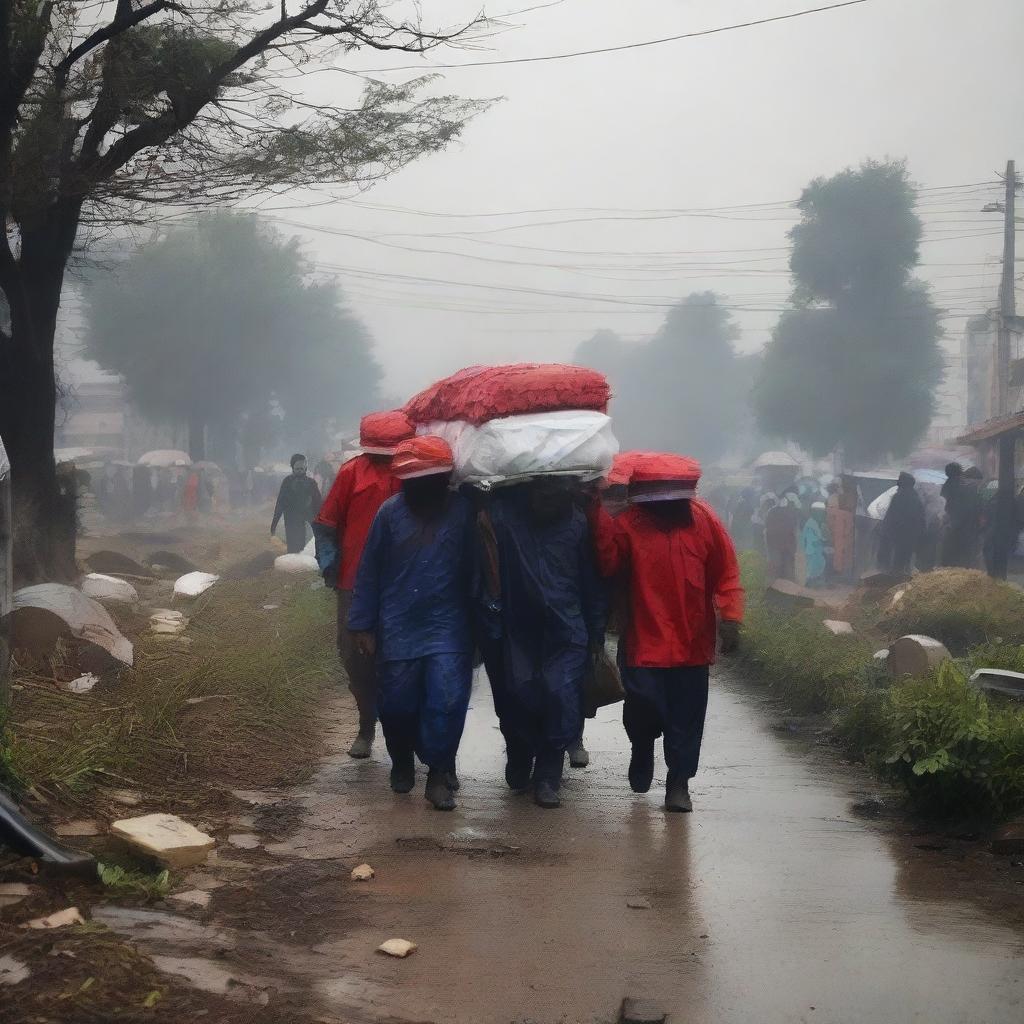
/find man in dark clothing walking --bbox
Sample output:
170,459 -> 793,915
479,478 -> 606,809
940,463 -> 982,568
880,472 -> 926,574
271,454 -> 322,553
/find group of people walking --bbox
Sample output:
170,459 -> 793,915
310,416 -> 744,814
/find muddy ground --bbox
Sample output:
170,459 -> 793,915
3,516 -> 1024,1023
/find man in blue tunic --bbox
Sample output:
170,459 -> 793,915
479,477 -> 606,809
348,435 -> 475,812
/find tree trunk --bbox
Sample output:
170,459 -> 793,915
0,206 -> 81,585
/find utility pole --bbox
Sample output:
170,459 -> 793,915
991,159 -> 1018,579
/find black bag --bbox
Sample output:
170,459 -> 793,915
584,641 -> 625,719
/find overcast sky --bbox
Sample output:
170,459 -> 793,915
216,0 -> 1024,404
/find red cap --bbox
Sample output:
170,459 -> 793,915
392,435 -> 455,480
360,410 -> 415,454
628,454 -> 702,501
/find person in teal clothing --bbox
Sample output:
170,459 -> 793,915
802,501 -> 829,586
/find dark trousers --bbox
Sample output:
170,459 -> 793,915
377,653 -> 473,769
483,639 -> 585,789
336,589 -> 377,732
622,665 -> 710,781
284,515 -> 309,554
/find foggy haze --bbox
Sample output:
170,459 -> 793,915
239,0 -> 1024,400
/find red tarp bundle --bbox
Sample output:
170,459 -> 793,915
360,409 -> 415,453
405,364 -> 611,426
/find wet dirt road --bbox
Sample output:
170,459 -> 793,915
106,666 -> 1024,1024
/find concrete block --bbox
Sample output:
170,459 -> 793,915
111,813 -> 215,868
888,635 -> 951,678
823,619 -> 854,635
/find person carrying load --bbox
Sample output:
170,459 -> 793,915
347,436 -> 476,812
478,477 -> 606,808
589,455 -> 743,813
313,411 -> 412,758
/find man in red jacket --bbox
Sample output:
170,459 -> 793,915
313,411 -> 413,758
590,455 -> 743,812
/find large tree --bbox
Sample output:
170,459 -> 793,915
85,211 -> 380,462
0,1 -> 486,582
574,292 -> 747,464
752,160 -> 944,465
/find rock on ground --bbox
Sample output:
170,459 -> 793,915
888,635 -> 951,677
111,813 -> 216,869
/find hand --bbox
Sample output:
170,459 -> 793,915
719,619 -> 741,655
352,630 -> 376,657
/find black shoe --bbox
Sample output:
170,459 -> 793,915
446,760 -> 461,791
425,769 -> 456,811
348,726 -> 374,759
505,755 -> 533,793
534,780 -> 561,809
628,742 -> 655,794
665,777 -> 692,813
567,742 -> 590,769
390,755 -> 415,794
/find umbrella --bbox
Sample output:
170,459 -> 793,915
138,449 -> 191,468
753,451 -> 800,469
867,471 -> 946,520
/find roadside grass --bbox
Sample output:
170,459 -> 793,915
6,575 -> 337,808
739,554 -> 1024,819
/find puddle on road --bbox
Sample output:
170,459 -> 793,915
151,955 -> 272,1005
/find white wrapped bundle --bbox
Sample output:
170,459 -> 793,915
420,410 -> 618,487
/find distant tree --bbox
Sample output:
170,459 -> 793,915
575,292 -> 746,463
85,212 -> 381,462
752,160 -> 944,464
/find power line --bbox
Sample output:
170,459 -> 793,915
354,1 -> 871,72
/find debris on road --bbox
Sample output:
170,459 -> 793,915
0,954 -> 30,987
173,571 -> 220,598
351,863 -> 375,881
150,608 -> 188,635
823,619 -> 854,635
22,906 -> 85,929
274,552 -> 319,574
55,820 -> 101,837
991,821 -> 1024,856
63,672 -> 98,694
377,938 -> 417,958
888,634 -> 951,677
81,572 -> 139,605
85,550 -> 154,578
228,833 -> 260,850
11,582 -> 134,666
0,882 -> 35,908
626,896 -> 651,910
111,813 -> 215,868
107,788 -> 143,807
970,668 -> 1024,700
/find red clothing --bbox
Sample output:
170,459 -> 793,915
591,499 -> 744,669
315,455 -> 399,590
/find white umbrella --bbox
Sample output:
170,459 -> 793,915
138,449 -> 192,468
753,450 -> 800,469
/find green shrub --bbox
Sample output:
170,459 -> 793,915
98,862 -> 171,901
880,661 -> 1024,817
881,569 -> 1024,653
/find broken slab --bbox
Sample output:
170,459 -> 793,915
626,896 -> 651,910
111,813 -> 215,869
620,997 -> 668,1024
888,635 -> 951,678
823,619 -> 854,636
81,573 -> 138,605
970,669 -> 1024,701
55,820 -> 101,838
377,938 -> 417,958
63,673 -> 98,694
351,863 -> 375,881
173,571 -> 219,599
107,788 -> 143,807
0,883 -> 35,909
11,583 -> 133,667
150,609 -> 187,635
23,906 -> 85,929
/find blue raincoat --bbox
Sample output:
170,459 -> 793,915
482,488 -> 606,787
348,492 -> 475,768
